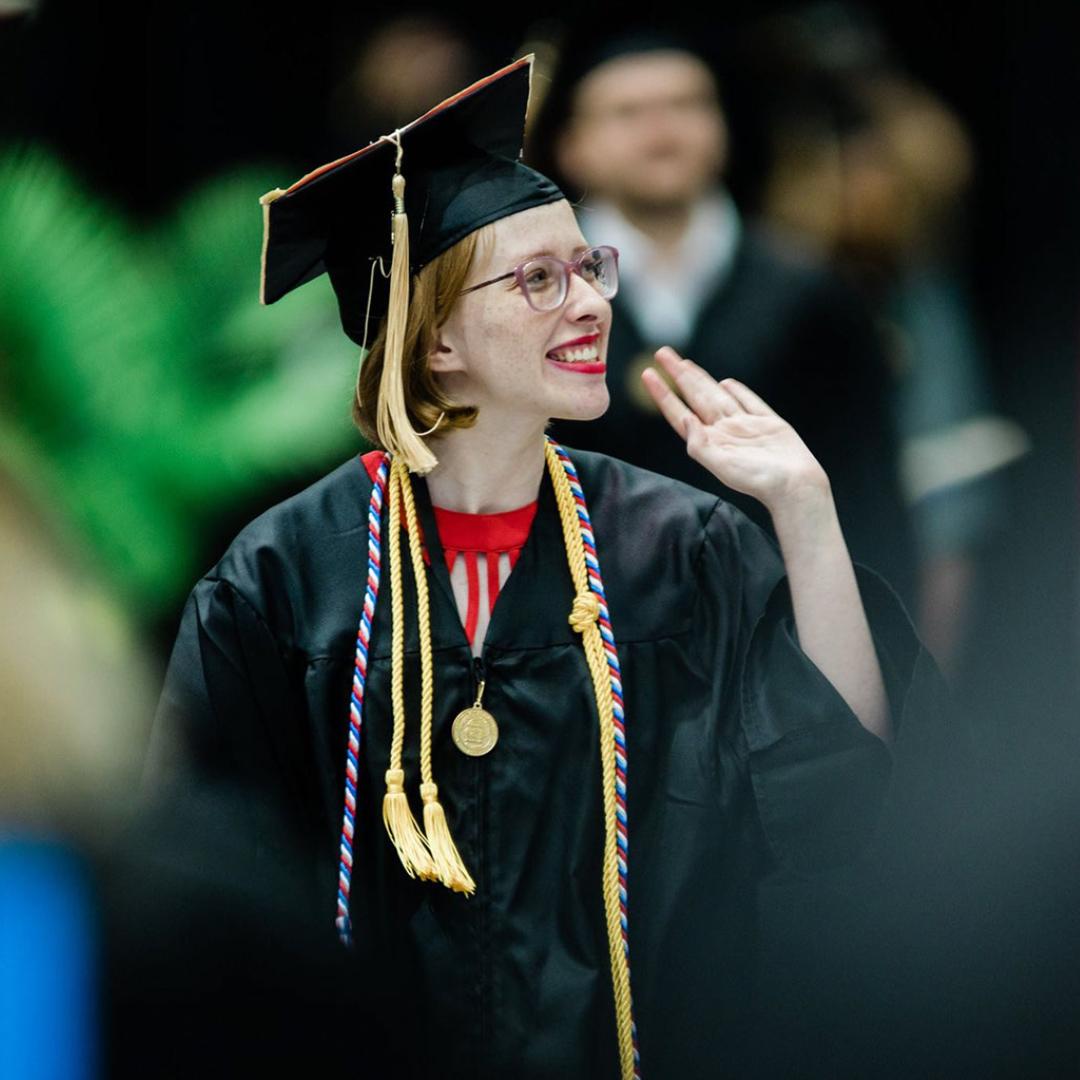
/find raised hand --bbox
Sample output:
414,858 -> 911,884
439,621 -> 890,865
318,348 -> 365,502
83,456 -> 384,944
643,346 -> 890,742
641,346 -> 830,513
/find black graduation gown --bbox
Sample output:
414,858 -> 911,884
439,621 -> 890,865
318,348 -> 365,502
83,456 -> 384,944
154,449 -> 935,1079
552,226 -> 917,606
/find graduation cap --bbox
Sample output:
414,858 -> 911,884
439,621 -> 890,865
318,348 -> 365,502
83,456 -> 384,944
259,55 -> 564,473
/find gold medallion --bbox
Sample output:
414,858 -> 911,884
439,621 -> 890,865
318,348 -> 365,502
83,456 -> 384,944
452,706 -> 499,757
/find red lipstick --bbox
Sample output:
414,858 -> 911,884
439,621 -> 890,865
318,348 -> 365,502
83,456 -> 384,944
547,332 -> 601,354
545,330 -> 605,374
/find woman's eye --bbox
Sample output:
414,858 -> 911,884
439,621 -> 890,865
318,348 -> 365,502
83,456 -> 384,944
524,267 -> 552,288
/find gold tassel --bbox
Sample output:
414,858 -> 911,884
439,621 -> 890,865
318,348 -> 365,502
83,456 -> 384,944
397,460 -> 476,895
257,187 -> 286,307
399,460 -> 475,889
421,782 -> 476,895
382,768 -> 434,879
382,462 -> 436,880
376,159 -> 439,476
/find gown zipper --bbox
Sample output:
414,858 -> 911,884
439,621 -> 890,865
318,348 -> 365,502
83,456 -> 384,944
474,651 -> 492,1072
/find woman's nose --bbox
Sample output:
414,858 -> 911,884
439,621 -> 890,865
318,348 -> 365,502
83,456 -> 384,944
564,269 -> 608,321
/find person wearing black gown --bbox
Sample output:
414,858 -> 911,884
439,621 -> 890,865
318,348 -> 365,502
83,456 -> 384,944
530,35 -> 917,606
152,56 -> 943,1080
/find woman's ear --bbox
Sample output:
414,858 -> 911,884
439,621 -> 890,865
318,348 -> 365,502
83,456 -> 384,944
428,328 -> 467,374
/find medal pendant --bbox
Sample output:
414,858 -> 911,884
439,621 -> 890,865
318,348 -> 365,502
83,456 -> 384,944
452,706 -> 499,757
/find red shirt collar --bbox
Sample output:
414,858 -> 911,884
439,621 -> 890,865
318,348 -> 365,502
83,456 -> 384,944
360,450 -> 538,553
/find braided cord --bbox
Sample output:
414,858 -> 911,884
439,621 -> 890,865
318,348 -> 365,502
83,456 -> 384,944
397,460 -> 476,893
397,461 -> 436,786
545,439 -> 641,1080
387,462 -> 407,771
335,453 -> 390,946
382,461 -> 436,879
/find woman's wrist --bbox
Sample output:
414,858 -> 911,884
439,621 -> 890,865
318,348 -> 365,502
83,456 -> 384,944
766,473 -> 836,541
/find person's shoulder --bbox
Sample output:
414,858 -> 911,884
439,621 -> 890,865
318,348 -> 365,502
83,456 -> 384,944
563,446 -> 720,525
205,455 -> 369,607
559,446 -> 761,571
557,447 -> 782,641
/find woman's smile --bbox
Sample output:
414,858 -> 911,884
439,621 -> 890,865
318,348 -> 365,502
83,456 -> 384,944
546,331 -> 606,373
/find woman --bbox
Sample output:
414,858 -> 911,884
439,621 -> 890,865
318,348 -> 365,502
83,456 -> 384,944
155,57 -> 935,1080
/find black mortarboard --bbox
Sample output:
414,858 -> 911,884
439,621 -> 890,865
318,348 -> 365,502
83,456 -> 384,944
259,55 -> 563,348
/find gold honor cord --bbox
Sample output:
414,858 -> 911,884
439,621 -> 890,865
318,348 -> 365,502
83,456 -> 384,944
382,461 -> 436,878
544,442 -> 637,1080
397,459 -> 476,893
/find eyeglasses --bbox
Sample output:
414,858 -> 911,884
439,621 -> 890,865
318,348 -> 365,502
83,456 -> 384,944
460,245 -> 620,313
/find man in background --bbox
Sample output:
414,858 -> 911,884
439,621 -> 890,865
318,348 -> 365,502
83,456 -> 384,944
532,35 -> 916,604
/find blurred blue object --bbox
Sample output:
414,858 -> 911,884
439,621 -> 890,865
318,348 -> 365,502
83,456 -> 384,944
0,842 -> 96,1080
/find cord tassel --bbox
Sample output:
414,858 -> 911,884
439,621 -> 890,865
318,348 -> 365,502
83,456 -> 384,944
382,767 -> 434,878
397,459 -> 477,895
382,461 -> 436,879
421,782 -> 476,893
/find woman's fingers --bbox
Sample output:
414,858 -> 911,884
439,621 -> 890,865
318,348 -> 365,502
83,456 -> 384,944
641,366 -> 696,441
717,377 -> 778,417
646,348 -> 780,447
653,346 -> 736,422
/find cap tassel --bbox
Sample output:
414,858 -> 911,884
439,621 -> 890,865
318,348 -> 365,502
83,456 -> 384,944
377,146 -> 439,476
258,187 -> 287,306
397,460 -> 476,895
382,460 -> 436,879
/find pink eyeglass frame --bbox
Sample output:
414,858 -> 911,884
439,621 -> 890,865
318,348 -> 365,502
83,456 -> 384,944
459,244 -> 620,311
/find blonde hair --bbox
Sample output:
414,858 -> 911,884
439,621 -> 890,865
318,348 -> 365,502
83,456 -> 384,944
353,226 -> 491,446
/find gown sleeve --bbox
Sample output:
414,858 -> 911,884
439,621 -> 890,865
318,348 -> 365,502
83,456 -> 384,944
147,575 -> 321,879
695,498 -> 952,877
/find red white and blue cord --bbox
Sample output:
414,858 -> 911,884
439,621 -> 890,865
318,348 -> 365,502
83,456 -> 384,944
335,452 -> 390,947
550,440 -> 640,1076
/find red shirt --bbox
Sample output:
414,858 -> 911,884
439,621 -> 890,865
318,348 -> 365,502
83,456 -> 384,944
361,450 -> 537,648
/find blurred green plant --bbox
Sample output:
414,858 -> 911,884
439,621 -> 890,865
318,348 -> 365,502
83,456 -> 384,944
0,146 -> 364,620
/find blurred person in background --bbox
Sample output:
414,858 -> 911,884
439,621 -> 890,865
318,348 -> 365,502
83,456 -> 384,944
0,464 -> 366,1078
741,3 -> 1028,673
530,30 -> 917,609
328,13 -> 481,152
0,465 -> 145,1080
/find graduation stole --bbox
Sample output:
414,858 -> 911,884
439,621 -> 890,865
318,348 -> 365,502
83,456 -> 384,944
334,439 -> 641,1080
